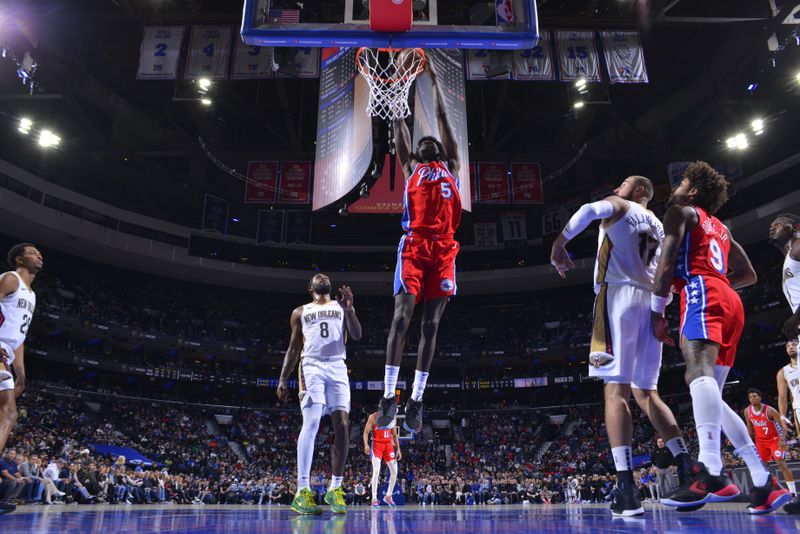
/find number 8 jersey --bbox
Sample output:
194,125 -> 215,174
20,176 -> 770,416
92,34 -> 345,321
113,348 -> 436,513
300,300 -> 346,362
0,271 -> 36,366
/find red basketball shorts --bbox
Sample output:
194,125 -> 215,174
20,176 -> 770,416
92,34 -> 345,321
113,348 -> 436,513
679,275 -> 745,367
371,440 -> 397,463
393,233 -> 459,303
755,439 -> 785,463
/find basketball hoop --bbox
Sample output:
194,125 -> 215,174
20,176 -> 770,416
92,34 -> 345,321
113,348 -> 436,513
356,47 -> 427,121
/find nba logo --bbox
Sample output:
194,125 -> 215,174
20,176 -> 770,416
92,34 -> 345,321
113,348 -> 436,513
440,278 -> 454,292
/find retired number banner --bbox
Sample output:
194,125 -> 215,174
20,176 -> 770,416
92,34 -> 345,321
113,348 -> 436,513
466,50 -> 512,80
245,161 -> 279,203
232,41 -> 273,79
554,30 -> 601,82
512,30 -> 555,81
600,31 -> 649,84
137,26 -> 184,80
279,161 -> 311,204
185,26 -> 233,80
478,162 -> 510,204
511,163 -> 544,204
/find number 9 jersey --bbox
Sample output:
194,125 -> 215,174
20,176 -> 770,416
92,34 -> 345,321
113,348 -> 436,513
0,271 -> 36,388
673,206 -> 745,367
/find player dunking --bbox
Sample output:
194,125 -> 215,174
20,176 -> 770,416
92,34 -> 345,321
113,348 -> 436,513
550,176 -> 693,517
651,162 -> 791,513
768,213 -> 800,513
744,389 -> 795,496
0,243 -> 41,515
363,406 -> 401,508
377,65 -> 461,432
277,274 -> 362,515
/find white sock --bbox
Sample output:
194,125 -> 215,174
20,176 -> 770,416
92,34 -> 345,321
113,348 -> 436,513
386,460 -> 398,497
611,446 -> 632,472
297,403 -> 322,493
411,370 -> 429,402
788,480 -> 797,495
384,365 -> 400,399
719,402 -> 770,486
665,437 -> 689,457
329,476 -> 343,491
689,376 -> 723,475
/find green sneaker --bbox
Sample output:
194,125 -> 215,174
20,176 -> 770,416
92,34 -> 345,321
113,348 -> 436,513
291,488 -> 322,515
324,487 -> 348,514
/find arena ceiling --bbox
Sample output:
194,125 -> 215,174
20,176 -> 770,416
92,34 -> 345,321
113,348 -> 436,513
1,0 -> 799,241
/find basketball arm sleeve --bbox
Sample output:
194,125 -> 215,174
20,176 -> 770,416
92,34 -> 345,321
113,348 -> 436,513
561,200 -> 615,241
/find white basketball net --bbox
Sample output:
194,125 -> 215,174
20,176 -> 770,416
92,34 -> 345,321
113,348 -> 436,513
356,48 -> 426,121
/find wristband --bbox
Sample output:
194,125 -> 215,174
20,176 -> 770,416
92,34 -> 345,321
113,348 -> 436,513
651,294 -> 669,314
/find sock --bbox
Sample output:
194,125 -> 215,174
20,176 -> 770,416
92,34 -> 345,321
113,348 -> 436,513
611,446 -> 633,472
297,403 -> 322,493
384,365 -> 400,399
329,476 -> 343,491
616,469 -> 634,490
689,376 -> 723,475
371,457 -> 381,501
788,480 -> 797,495
665,437 -> 689,457
386,461 -> 398,498
718,401 -> 770,486
734,445 -> 769,487
411,370 -> 429,402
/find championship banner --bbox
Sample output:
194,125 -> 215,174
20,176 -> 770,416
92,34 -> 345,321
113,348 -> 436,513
232,41 -> 273,79
349,155 -> 405,214
510,162 -> 544,204
137,26 -> 184,80
201,194 -> 228,235
184,26 -> 233,80
470,162 -> 479,203
275,48 -> 320,78
554,30 -> 601,82
244,161 -> 279,203
512,30 -> 555,81
466,50 -> 512,80
278,161 -> 311,204
477,162 -> 510,204
600,30 -> 649,84
256,210 -> 284,244
474,222 -> 498,246
412,49 -> 472,211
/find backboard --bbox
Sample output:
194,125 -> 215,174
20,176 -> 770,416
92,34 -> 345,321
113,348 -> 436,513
241,0 -> 539,49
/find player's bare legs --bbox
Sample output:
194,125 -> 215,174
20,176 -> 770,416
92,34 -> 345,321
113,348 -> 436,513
604,384 -> 633,457
0,389 -> 17,453
632,388 -> 692,480
378,293 -> 416,426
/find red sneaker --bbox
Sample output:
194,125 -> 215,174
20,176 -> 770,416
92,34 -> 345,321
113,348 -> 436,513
747,476 -> 792,515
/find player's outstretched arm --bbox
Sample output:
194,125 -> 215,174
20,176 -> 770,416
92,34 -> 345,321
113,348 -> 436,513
394,118 -> 416,179
337,285 -> 362,340
768,406 -> 790,443
277,307 -> 304,402
726,235 -> 757,290
429,68 -> 460,177
651,205 -> 696,346
549,198 -> 618,278
363,413 -> 375,455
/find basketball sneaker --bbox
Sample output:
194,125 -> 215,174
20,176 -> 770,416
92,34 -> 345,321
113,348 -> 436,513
0,501 -> 16,515
783,495 -> 800,514
291,488 -> 322,515
609,485 -> 643,517
747,475 -> 792,515
377,396 -> 397,427
660,461 -> 740,509
324,487 -> 348,514
371,499 -> 381,509
403,398 -> 423,433
383,494 -> 397,508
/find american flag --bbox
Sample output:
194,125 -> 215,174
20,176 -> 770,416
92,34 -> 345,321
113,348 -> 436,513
267,8 -> 301,23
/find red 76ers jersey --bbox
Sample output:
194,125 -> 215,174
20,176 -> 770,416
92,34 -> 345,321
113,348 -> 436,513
672,206 -> 731,291
748,404 -> 782,442
402,161 -> 462,237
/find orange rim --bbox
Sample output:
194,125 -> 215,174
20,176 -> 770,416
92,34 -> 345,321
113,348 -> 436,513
356,47 -> 427,84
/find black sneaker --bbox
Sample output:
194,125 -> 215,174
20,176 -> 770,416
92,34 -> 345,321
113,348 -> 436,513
610,485 -> 643,517
376,396 -> 398,427
0,501 -> 16,515
403,398 -> 423,433
747,475 -> 791,515
783,495 -> 800,514
661,461 -> 740,509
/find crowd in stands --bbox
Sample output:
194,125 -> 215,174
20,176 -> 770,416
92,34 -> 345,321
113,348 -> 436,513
2,382 -> 797,508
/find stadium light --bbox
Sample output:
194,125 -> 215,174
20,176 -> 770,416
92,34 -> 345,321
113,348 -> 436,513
751,118 -> 764,135
200,98 -> 212,106
726,133 -> 748,150
796,71 -> 800,85
573,101 -> 585,109
18,117 -> 32,134
197,78 -> 212,93
37,129 -> 60,148
574,78 -> 587,89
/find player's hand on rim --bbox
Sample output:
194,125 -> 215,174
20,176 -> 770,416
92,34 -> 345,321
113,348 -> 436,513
651,311 -> 676,347
337,285 -> 354,311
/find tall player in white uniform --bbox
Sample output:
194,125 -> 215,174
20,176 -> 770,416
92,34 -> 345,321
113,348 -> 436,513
0,243 -> 41,515
550,177 -> 693,517
769,213 -> 800,513
277,274 -> 362,515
